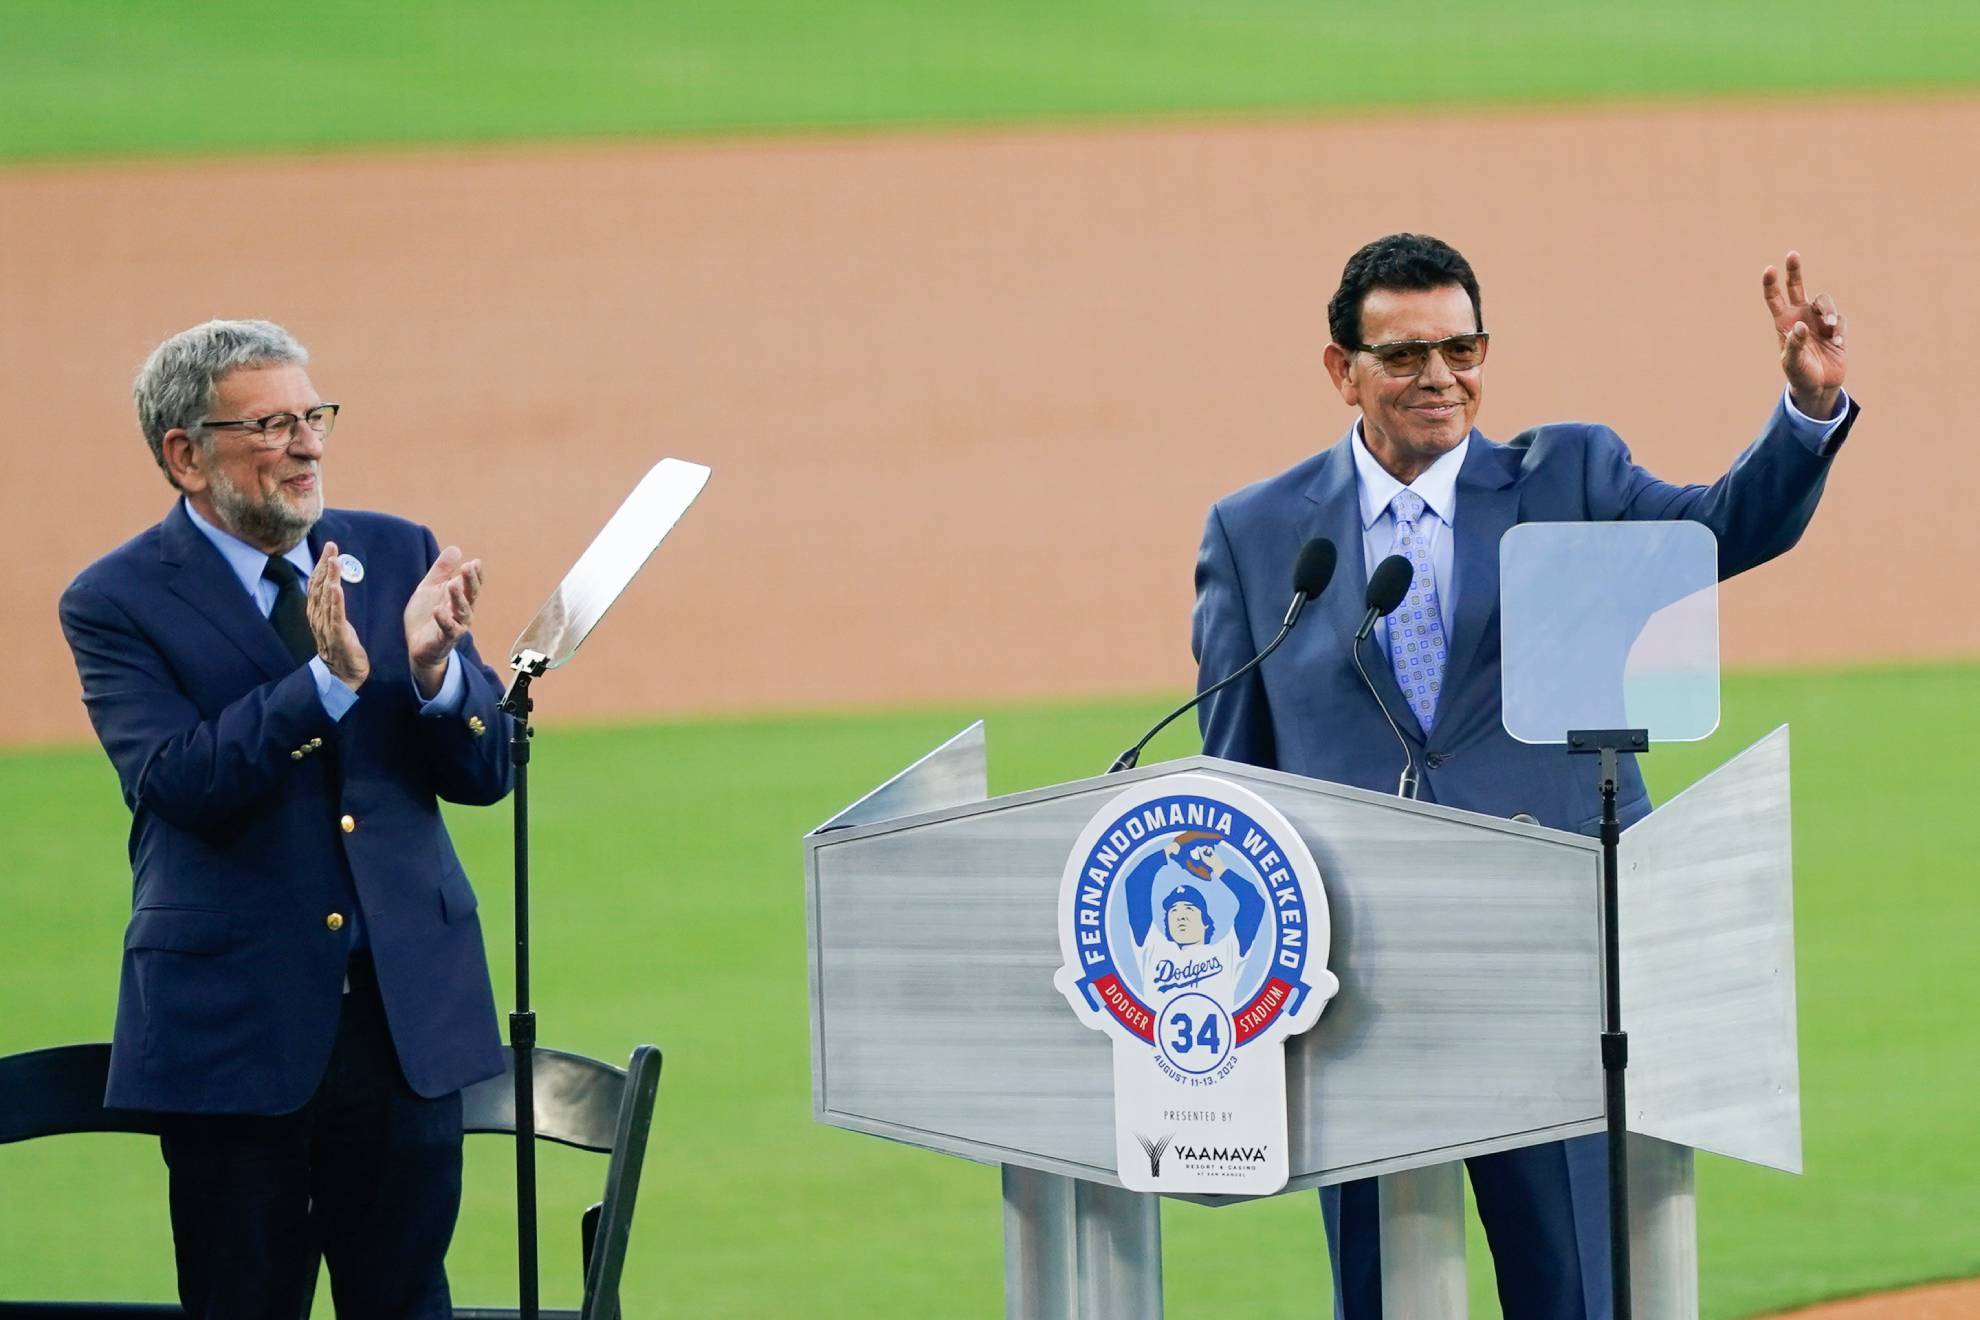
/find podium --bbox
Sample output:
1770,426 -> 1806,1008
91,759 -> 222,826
804,722 -> 1800,1319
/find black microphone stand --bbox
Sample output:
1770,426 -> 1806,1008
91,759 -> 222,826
500,651 -> 548,1320
1350,636 -> 1420,799
1107,611 -> 1302,774
1568,725 -> 1649,1320
1114,539 -> 1335,774
1346,556 -> 1418,797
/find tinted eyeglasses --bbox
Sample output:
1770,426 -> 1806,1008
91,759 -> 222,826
198,403 -> 341,448
1352,333 -> 1488,378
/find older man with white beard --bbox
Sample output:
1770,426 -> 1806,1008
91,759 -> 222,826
60,320 -> 512,1318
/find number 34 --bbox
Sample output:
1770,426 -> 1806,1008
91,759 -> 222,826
1167,1010 -> 1221,1056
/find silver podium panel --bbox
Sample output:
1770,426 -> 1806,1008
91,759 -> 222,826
1619,725 -> 1801,1172
805,748 -> 1606,1192
806,726 -> 1806,1318
814,721 -> 988,834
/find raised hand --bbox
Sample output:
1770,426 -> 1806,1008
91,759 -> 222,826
308,541 -> 370,690
404,545 -> 481,699
1762,251 -> 1847,419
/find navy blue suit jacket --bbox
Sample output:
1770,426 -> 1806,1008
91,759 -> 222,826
60,503 -> 512,1115
1193,397 -> 1856,829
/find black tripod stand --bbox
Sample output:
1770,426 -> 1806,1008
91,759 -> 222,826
1568,725 -> 1649,1320
501,653 -> 549,1319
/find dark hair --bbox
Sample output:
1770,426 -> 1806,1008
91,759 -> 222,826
1326,233 -> 1482,348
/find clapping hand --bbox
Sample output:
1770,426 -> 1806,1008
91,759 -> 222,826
1763,251 -> 1847,420
405,546 -> 482,699
308,541 -> 369,690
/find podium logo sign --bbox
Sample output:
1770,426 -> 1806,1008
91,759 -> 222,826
1054,772 -> 1338,1194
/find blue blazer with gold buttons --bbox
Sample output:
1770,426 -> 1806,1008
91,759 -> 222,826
60,502 -> 511,1115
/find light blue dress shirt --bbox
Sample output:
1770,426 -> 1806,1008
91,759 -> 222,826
1349,387 -> 1854,651
181,499 -> 464,719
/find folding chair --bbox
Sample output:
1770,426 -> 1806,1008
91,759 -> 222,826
0,1042 -> 662,1320
456,1045 -> 663,1320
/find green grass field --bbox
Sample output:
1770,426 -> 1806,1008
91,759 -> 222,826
2,662 -> 1975,1316
4,1 -> 1980,161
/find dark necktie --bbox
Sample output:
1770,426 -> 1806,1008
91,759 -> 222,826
261,555 -> 316,665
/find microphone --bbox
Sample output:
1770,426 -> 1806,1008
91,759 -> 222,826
1282,537 -> 1339,631
1355,554 -> 1414,642
1108,537 -> 1337,774
1347,554 -> 1423,798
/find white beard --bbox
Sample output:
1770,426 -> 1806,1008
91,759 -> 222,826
208,464 -> 322,552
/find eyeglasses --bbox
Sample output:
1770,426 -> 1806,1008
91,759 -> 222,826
198,403 -> 341,448
1353,333 -> 1489,378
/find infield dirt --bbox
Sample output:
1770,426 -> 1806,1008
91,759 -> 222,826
3,97 -> 1976,746
1767,1278 -> 1980,1318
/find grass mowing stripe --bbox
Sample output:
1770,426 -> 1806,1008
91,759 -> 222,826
0,661 -> 1973,1315
4,1 -> 1980,161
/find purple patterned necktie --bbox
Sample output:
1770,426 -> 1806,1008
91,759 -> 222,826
1385,489 -> 1448,731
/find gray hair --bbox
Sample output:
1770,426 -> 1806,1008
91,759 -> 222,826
134,319 -> 308,489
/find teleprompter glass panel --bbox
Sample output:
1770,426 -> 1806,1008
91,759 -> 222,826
1500,521 -> 1720,745
509,457 -> 711,671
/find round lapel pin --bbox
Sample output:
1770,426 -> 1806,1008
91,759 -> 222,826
338,554 -> 365,584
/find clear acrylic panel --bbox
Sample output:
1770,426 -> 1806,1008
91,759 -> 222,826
1500,521 -> 1720,745
509,457 -> 711,671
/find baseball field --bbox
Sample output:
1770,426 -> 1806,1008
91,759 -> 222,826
3,4 -> 1977,1316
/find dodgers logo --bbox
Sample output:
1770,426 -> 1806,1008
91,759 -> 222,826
1054,772 -> 1338,1194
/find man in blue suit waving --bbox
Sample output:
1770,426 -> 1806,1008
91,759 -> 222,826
60,320 -> 513,1317
1192,235 -> 1854,1318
